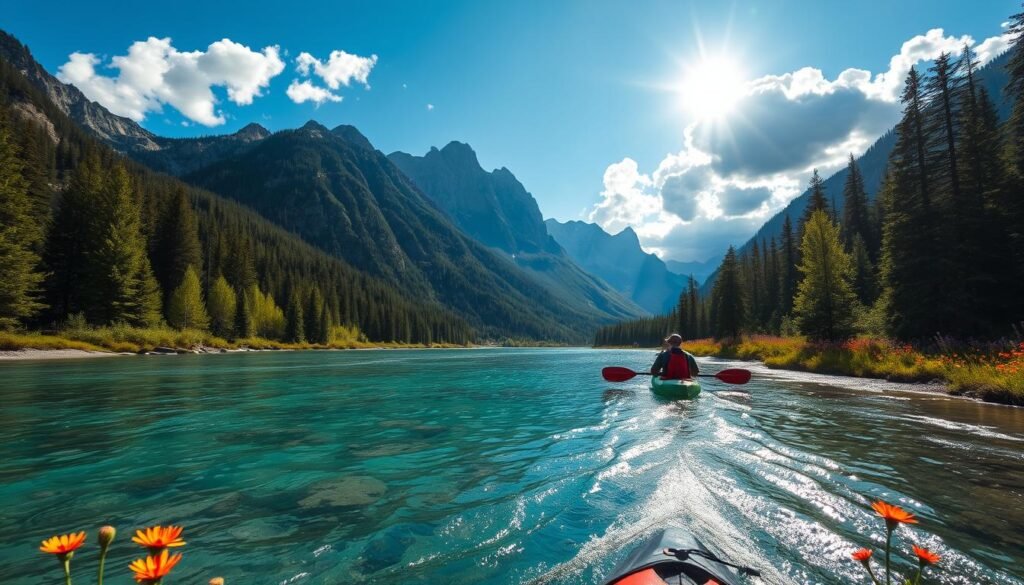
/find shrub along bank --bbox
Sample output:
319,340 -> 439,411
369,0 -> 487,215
675,336 -> 1024,406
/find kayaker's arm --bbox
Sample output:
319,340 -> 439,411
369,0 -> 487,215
686,352 -> 699,376
650,351 -> 668,376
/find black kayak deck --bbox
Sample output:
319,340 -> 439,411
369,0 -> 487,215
602,528 -> 743,585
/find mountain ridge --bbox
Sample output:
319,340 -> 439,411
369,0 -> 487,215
545,219 -> 688,314
185,121 -> 643,340
388,142 -> 646,319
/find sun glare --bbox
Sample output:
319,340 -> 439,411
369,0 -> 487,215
680,56 -> 746,121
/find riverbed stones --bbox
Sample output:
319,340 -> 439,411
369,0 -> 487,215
298,476 -> 387,508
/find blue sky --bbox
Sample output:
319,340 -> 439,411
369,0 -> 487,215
6,0 -> 1018,261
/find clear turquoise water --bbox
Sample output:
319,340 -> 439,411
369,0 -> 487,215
1,348 -> 1022,584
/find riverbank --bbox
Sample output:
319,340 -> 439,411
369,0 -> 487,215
683,336 -> 1024,406
0,328 -> 471,359
601,336 -> 1023,406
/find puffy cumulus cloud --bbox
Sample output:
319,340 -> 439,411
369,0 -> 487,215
976,33 -> 1013,65
867,28 -> 973,102
689,28 -> 1011,178
289,50 -> 377,105
295,50 -> 377,89
691,80 -> 899,177
58,37 -> 285,126
586,27 -> 1010,262
286,79 -> 342,105
716,184 -> 773,216
587,158 -> 663,234
645,215 -> 766,264
660,173 -> 702,221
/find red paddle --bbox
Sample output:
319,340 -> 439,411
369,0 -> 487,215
602,366 -> 752,385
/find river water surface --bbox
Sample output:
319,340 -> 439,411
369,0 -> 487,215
1,348 -> 1022,584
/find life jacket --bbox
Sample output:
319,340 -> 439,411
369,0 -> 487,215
661,349 -> 691,380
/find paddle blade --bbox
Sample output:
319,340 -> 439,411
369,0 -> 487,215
602,366 -> 639,382
715,368 -> 752,384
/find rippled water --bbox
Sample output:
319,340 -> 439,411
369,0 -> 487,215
1,348 -> 1022,584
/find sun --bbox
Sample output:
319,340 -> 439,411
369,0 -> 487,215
679,56 -> 746,121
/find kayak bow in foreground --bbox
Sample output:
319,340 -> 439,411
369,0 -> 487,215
602,528 -> 759,585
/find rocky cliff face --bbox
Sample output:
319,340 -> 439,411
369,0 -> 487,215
0,29 -> 270,175
185,121 -> 644,339
389,142 -> 560,255
0,30 -> 160,151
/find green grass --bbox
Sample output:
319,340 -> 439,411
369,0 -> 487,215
679,335 -> 1024,405
0,323 -> 470,355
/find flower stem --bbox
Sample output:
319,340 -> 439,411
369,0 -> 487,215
97,550 -> 107,585
913,565 -> 923,585
866,563 -> 882,585
62,556 -> 72,585
884,528 -> 892,585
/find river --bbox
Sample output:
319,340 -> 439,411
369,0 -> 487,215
1,348 -> 1021,584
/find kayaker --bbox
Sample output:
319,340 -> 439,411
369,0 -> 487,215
651,333 -> 699,379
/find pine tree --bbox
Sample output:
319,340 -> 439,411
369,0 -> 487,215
799,169 -> 830,237
711,246 -> 745,339
676,288 -> 689,336
952,46 -> 1016,335
43,150 -> 102,322
849,234 -> 878,305
686,276 -> 700,338
225,237 -> 257,292
0,116 -> 45,328
285,288 -> 305,343
167,266 -> 209,331
89,163 -> 162,326
747,240 -> 763,332
882,66 -> 945,339
305,286 -> 326,344
1003,9 -> 1024,264
153,186 -> 202,303
841,154 -> 873,258
780,214 -> 799,313
235,289 -> 254,339
207,275 -> 237,338
319,303 -> 333,344
765,237 -> 781,332
793,211 -> 858,341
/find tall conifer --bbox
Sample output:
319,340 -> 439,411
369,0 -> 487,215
0,116 -> 45,328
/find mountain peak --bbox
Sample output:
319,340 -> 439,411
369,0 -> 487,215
438,141 -> 480,167
234,123 -> 270,141
613,226 -> 641,246
331,124 -> 375,150
299,120 -> 328,134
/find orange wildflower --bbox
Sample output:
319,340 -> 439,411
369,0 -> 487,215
912,544 -> 940,565
132,525 -> 185,551
129,549 -> 183,583
851,548 -> 873,563
40,532 -> 87,556
871,500 -> 918,530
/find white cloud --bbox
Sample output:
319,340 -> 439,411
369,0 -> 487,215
288,50 -> 377,106
587,158 -> 662,234
427,103 -> 435,111
58,37 -> 285,126
295,50 -> 377,88
285,79 -> 342,105
587,27 -> 1011,262
976,33 -> 1012,65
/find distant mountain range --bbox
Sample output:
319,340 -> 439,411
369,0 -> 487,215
544,220 -> 687,314
388,143 -> 646,319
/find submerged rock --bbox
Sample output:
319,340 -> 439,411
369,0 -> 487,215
298,476 -> 387,508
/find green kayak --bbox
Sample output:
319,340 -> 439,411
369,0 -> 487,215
650,376 -> 702,399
